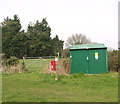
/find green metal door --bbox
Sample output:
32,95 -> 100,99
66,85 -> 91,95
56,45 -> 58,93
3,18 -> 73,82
70,50 -> 89,74
88,49 -> 107,74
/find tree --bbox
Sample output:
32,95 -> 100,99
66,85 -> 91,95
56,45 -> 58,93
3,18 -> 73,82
61,49 -> 70,58
2,15 -> 21,39
2,15 -> 22,58
1,15 -> 64,58
65,34 -> 91,48
52,35 -> 64,56
27,18 -> 55,56
11,32 -> 29,58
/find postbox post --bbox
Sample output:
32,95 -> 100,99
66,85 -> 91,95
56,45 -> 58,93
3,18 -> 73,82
55,57 -> 59,80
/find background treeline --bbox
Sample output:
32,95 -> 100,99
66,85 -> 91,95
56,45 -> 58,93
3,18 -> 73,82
1,15 -> 119,72
2,15 -> 64,58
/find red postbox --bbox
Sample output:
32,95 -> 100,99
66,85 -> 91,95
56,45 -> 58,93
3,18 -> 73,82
51,60 -> 55,71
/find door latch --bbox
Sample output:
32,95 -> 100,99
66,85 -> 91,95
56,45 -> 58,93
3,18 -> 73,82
87,56 -> 89,61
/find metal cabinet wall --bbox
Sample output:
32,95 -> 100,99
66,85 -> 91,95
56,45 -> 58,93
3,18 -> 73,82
70,44 -> 108,74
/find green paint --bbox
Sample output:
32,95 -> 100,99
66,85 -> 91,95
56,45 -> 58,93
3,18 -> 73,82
70,50 -> 89,74
70,44 -> 108,74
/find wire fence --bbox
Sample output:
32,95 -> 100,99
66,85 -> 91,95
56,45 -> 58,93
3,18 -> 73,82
22,56 -> 70,75
23,56 -> 56,73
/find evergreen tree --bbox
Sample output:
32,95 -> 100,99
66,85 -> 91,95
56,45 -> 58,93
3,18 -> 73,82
52,35 -> 64,56
27,18 -> 54,56
2,15 -> 64,58
2,15 -> 22,58
2,15 -> 29,58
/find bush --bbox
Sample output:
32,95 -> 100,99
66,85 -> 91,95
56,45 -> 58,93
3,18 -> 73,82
7,56 -> 19,66
2,56 -> 19,66
107,50 -> 119,72
2,56 -> 20,73
61,49 -> 70,58
63,59 -> 70,73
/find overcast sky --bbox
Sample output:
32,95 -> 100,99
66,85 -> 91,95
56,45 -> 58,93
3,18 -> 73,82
0,0 -> 119,49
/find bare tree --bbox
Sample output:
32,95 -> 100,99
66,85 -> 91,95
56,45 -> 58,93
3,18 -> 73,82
65,34 -> 91,48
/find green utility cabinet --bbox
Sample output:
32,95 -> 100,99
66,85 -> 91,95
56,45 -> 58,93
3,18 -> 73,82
70,44 -> 108,74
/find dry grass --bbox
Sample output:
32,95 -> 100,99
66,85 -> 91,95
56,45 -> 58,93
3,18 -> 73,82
43,58 -> 70,75
1,64 -> 21,74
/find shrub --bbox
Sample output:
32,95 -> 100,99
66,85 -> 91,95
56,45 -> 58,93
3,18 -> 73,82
2,56 -> 20,73
63,59 -> 70,73
107,50 -> 119,72
7,56 -> 19,66
61,49 -> 70,58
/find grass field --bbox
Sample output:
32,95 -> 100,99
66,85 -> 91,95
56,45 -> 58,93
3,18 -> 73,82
2,59 -> 118,102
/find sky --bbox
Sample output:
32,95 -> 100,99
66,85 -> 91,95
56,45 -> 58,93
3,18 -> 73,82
0,0 -> 119,49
